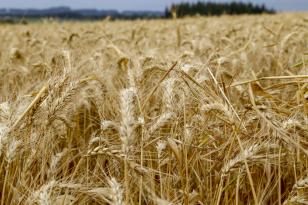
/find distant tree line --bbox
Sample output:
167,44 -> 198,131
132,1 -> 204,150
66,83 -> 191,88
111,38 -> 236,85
165,1 -> 275,18
0,7 -> 165,23
0,2 -> 276,24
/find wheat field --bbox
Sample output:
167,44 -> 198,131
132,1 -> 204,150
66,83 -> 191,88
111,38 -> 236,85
0,13 -> 307,205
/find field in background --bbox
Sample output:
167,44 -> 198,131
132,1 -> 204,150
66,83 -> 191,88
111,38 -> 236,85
0,13 -> 307,204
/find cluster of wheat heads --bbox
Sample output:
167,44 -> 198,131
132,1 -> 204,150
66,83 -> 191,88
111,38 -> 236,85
0,13 -> 307,205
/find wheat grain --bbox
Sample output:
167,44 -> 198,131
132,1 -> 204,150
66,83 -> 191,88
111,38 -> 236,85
0,13 -> 307,205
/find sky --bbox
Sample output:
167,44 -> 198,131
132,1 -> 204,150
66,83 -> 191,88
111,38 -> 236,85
0,0 -> 307,12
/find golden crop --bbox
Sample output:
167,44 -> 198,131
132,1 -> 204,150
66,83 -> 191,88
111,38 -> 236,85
0,13 -> 307,204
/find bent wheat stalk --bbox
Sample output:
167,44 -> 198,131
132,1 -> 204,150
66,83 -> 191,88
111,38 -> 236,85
11,84 -> 48,132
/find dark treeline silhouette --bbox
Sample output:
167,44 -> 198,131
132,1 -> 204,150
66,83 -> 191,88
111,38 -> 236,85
165,1 -> 275,18
0,2 -> 276,23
